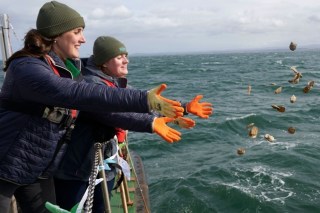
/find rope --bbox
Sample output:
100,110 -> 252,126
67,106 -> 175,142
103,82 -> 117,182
83,137 -> 151,213
84,143 -> 101,213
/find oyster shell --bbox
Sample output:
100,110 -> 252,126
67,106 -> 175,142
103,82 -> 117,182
303,81 -> 315,93
289,41 -> 297,51
290,95 -> 297,103
288,127 -> 296,134
288,66 -> 302,84
248,126 -> 258,138
264,134 -> 275,142
274,87 -> 282,94
237,148 -> 246,155
271,104 -> 286,112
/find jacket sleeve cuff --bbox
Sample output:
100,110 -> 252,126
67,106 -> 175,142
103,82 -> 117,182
182,102 -> 189,116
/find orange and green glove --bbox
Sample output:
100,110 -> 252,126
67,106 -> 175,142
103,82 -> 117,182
173,117 -> 196,129
153,117 -> 182,143
148,84 -> 184,118
186,95 -> 213,119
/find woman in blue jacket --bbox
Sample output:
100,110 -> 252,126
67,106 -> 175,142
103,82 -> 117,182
54,36 -> 213,212
0,1 -> 184,213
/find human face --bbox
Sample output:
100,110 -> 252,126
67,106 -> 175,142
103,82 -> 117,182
52,27 -> 85,61
102,54 -> 129,78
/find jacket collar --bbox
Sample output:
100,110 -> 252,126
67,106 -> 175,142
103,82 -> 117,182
47,51 -> 82,71
47,51 -> 67,69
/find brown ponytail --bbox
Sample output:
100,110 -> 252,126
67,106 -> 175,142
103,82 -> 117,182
4,29 -> 55,71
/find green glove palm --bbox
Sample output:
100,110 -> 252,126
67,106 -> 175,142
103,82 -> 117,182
153,117 -> 182,143
186,95 -> 213,119
148,84 -> 184,118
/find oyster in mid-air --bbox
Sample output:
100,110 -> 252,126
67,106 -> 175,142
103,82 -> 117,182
289,41 -> 297,51
288,127 -> 296,134
274,86 -> 282,94
237,148 -> 246,155
248,126 -> 259,138
271,104 -> 286,112
290,95 -> 297,103
303,81 -> 315,93
288,66 -> 302,84
248,84 -> 251,95
264,134 -> 275,142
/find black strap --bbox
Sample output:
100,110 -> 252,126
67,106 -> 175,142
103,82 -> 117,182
108,162 -> 124,191
39,122 -> 76,178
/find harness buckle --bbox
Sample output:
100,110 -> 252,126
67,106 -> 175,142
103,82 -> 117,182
42,107 -> 68,124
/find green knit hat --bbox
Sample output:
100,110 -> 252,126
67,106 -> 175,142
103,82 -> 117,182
36,1 -> 85,38
93,36 -> 128,66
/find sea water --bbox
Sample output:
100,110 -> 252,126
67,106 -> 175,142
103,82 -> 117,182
1,49 -> 319,213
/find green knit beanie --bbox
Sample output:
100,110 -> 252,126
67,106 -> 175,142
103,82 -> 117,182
93,36 -> 128,66
36,1 -> 85,38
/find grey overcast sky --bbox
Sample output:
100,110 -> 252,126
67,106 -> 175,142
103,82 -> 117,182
1,0 -> 320,56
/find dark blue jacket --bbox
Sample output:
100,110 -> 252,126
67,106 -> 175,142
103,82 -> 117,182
54,56 -> 155,181
0,52 -> 150,185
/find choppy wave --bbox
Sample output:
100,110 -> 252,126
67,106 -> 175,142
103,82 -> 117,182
127,50 -> 320,213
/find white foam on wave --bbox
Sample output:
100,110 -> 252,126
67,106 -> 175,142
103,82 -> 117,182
224,165 -> 294,204
247,135 -> 298,150
226,113 -> 256,121
269,141 -> 297,150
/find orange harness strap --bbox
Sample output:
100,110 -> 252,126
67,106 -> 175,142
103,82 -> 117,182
101,78 -> 127,143
45,55 -> 61,77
